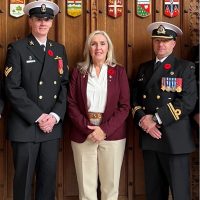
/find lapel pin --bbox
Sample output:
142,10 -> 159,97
170,71 -> 174,75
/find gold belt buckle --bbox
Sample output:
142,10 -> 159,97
88,112 -> 102,119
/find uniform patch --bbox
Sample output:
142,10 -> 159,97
132,106 -> 142,118
167,102 -> 181,120
5,66 -> 13,77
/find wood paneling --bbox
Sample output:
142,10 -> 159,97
0,0 -> 198,199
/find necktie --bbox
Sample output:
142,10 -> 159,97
154,61 -> 161,71
40,44 -> 45,52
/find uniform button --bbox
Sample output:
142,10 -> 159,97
143,95 -> 147,99
39,95 -> 43,99
157,95 -> 161,99
54,81 -> 57,85
39,81 -> 43,85
142,107 -> 145,110
54,95 -> 57,99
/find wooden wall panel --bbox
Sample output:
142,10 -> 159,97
0,1 -> 6,199
0,0 -> 198,199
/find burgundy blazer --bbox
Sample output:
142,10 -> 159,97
68,65 -> 130,143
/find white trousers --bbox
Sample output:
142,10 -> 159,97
71,138 -> 126,200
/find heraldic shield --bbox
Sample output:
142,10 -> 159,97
164,0 -> 180,18
10,0 -> 25,18
136,0 -> 151,18
67,0 -> 82,17
107,0 -> 123,18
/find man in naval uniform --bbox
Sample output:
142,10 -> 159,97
132,22 -> 197,200
4,1 -> 68,199
0,71 -> 4,119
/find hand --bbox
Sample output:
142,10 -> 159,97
147,126 -> 162,139
193,113 -> 200,127
139,114 -> 162,139
38,114 -> 56,133
87,125 -> 106,143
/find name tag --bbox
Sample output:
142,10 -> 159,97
26,60 -> 36,63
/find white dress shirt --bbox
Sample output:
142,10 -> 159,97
87,64 -> 108,113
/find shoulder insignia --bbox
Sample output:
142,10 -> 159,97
5,66 -> 13,77
29,40 -> 34,46
167,102 -> 181,120
49,42 -> 53,47
190,65 -> 195,70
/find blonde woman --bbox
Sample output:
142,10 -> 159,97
68,30 -> 130,200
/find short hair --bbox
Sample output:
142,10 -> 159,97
77,30 -> 117,74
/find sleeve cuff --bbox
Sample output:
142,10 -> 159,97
155,112 -> 162,125
50,112 -> 60,124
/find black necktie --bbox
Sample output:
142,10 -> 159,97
40,44 -> 45,52
154,61 -> 161,71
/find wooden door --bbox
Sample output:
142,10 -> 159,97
0,0 -> 198,200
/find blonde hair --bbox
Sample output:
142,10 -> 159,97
77,30 -> 117,74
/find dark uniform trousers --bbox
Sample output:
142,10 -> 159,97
143,150 -> 190,200
12,140 -> 59,200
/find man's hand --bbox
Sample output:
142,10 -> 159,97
193,113 -> 200,127
87,125 -> 106,143
139,115 -> 162,139
38,114 -> 56,133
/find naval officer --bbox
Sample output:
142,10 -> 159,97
132,22 -> 197,200
4,0 -> 68,199
0,71 -> 4,119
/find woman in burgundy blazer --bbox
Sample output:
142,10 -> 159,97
68,30 -> 130,200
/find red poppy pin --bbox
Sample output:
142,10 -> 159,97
108,68 -> 115,77
48,50 -> 54,57
164,64 -> 172,70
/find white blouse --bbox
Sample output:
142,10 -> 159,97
86,64 -> 108,113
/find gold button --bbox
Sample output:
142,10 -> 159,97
54,81 -> 57,85
157,95 -> 161,99
39,81 -> 43,85
54,95 -> 57,99
142,107 -> 145,110
39,95 -> 43,99
143,95 -> 147,99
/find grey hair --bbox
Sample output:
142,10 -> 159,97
77,30 -> 117,74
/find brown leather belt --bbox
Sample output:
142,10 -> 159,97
88,112 -> 102,119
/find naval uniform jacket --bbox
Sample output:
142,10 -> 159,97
68,65 -> 130,143
4,34 -> 68,142
132,54 -> 197,154
0,72 -> 4,114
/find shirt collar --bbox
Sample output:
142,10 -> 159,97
34,36 -> 47,47
156,56 -> 167,63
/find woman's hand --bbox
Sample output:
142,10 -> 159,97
87,125 -> 106,143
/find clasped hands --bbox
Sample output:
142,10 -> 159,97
139,114 -> 162,139
87,125 -> 106,143
37,113 -> 56,134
